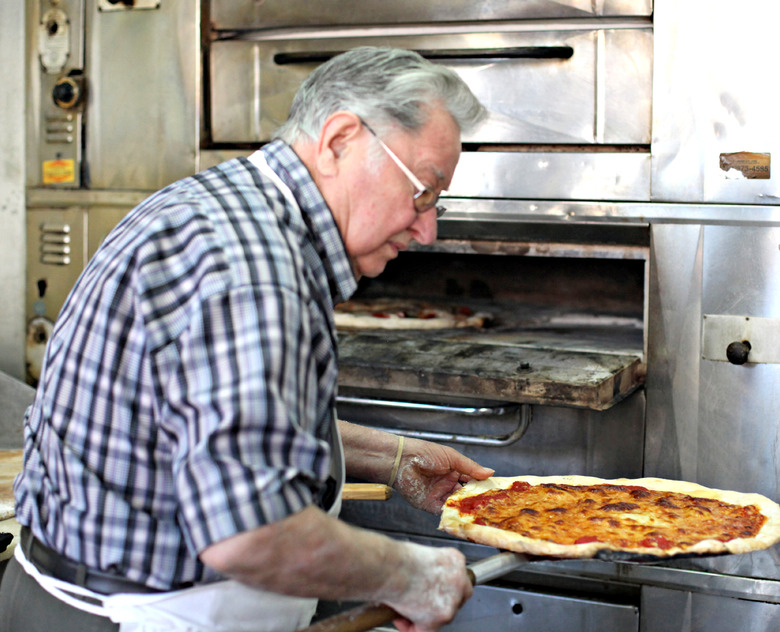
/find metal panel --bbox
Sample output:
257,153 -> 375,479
0,0 -> 27,378
641,587 -> 780,632
84,0 -> 200,190
26,207 -> 88,325
24,194 -> 138,324
699,226 -> 780,500
211,0 -> 652,29
209,26 -> 652,147
444,583 -> 638,632
86,206 -> 132,259
437,198 -> 780,227
644,223 -> 703,484
645,224 -> 780,582
27,0 -> 86,189
701,314 -> 780,364
652,0 -> 780,204
448,151 -> 650,201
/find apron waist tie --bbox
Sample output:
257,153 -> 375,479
14,543 -> 320,632
20,527 -> 168,595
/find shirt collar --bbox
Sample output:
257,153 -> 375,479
256,140 -> 357,305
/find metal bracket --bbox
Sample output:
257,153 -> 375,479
98,0 -> 161,12
336,396 -> 531,446
701,314 -> 780,364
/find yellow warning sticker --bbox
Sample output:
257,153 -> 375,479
719,152 -> 770,179
42,159 -> 76,184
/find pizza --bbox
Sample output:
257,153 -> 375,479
440,475 -> 780,559
334,298 -> 491,330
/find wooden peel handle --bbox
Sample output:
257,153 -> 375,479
298,602 -> 398,632
296,569 -> 478,632
341,483 -> 393,501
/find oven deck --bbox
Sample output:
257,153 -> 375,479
338,323 -> 643,411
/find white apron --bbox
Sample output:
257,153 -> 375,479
19,151 -> 347,631
17,419 -> 344,632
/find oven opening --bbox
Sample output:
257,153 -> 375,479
336,226 -> 648,412
349,247 -> 646,334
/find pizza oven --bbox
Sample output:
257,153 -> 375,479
22,1 -> 780,630
329,242 -> 648,629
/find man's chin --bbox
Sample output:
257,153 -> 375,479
354,256 -> 394,279
359,267 -> 386,280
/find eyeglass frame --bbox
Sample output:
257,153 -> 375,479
359,118 -> 447,218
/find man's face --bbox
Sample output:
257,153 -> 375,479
340,109 -> 461,279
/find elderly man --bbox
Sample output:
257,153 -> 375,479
1,47 -> 490,632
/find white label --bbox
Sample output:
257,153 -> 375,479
39,8 -> 70,74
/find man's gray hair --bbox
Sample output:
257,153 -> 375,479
273,47 -> 486,143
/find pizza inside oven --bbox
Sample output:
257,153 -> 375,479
440,475 -> 780,560
334,298 -> 492,330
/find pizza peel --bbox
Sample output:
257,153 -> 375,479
295,527 -> 771,632
294,550 -> 531,632
298,476 -> 780,631
296,537 -> 764,632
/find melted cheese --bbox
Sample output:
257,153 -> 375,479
449,481 -> 766,550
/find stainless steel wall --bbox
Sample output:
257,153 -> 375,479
652,0 -> 780,204
83,0 -> 200,190
642,587 -> 780,632
645,223 -> 780,582
211,0 -> 652,29
0,2 -> 27,379
26,0 -> 201,192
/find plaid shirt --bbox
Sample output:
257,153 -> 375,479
15,141 -> 357,589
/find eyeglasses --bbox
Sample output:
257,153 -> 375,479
360,118 -> 447,218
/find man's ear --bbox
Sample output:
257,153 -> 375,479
315,111 -> 363,177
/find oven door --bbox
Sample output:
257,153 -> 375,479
206,19 -> 651,201
211,0 -> 653,29
207,24 -> 652,146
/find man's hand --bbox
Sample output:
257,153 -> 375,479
392,437 -> 493,513
337,420 -> 493,513
382,543 -> 473,632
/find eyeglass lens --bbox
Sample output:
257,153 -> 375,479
413,190 -> 446,218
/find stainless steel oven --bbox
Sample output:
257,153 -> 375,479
24,1 -> 780,629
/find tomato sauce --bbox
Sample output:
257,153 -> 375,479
447,482 -> 766,551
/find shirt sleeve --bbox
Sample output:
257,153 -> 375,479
158,283 -> 331,553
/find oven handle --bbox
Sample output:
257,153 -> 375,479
274,46 -> 574,65
336,396 -> 531,447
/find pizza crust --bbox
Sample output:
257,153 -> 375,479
334,298 -> 491,330
0,499 -> 14,522
334,312 -> 488,330
439,475 -> 780,559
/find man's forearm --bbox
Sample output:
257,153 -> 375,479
199,504 -> 472,627
201,506 -> 410,600
338,419 -> 401,484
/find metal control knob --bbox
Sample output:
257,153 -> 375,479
726,340 -> 751,365
52,72 -> 84,109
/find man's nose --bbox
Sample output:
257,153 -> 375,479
410,208 -> 438,245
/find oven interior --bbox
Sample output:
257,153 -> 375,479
336,222 -> 648,410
